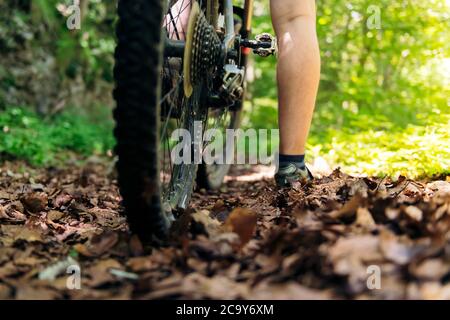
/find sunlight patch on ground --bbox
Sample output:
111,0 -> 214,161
310,116 -> 450,178
226,165 -> 275,182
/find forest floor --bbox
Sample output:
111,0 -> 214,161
0,160 -> 450,300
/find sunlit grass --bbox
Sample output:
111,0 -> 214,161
309,114 -> 450,178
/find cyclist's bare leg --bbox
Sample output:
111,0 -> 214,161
164,0 -> 191,40
270,0 -> 320,156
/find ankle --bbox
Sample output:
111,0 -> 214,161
278,154 -> 305,169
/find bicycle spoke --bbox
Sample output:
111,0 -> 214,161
164,0 -> 191,39
160,79 -> 182,146
160,77 -> 182,105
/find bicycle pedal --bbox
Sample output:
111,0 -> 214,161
241,33 -> 277,57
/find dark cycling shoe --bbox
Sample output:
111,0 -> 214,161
275,163 -> 313,187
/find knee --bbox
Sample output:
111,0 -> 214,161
270,0 -> 316,28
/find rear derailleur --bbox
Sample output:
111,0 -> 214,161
218,33 -> 277,106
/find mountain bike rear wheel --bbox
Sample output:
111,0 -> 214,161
113,0 -> 217,242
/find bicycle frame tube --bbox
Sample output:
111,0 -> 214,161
223,0 -> 235,49
243,0 -> 254,33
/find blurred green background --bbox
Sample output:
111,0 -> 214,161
0,0 -> 449,178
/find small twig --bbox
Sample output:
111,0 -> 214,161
375,175 -> 388,193
392,181 -> 411,198
409,180 -> 425,189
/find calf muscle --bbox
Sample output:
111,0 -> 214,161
270,0 -> 320,155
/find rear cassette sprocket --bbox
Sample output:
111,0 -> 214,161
183,1 -> 222,97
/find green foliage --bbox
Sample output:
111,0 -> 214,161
52,0 -> 117,84
0,107 -> 114,165
1,0 -> 116,82
247,0 -> 450,178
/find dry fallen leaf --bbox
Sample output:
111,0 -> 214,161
86,259 -> 123,287
54,193 -> 73,208
126,256 -> 154,272
129,235 -> 144,256
404,205 -> 423,222
1,225 -> 44,244
0,283 -> 12,299
330,194 -> 364,221
223,208 -> 257,248
191,210 -> 222,237
181,273 -> 250,299
410,259 -> 449,281
329,234 -> 382,275
355,207 -> 376,229
419,283 -> 450,300
0,205 -> 8,219
249,281 -> 330,300
21,192 -> 48,213
379,230 -> 427,265
47,210 -> 65,222
74,231 -> 119,257
15,285 -> 61,300
385,207 -> 400,220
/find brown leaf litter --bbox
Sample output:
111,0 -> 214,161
0,161 -> 449,299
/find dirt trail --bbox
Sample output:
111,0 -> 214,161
0,161 -> 450,299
